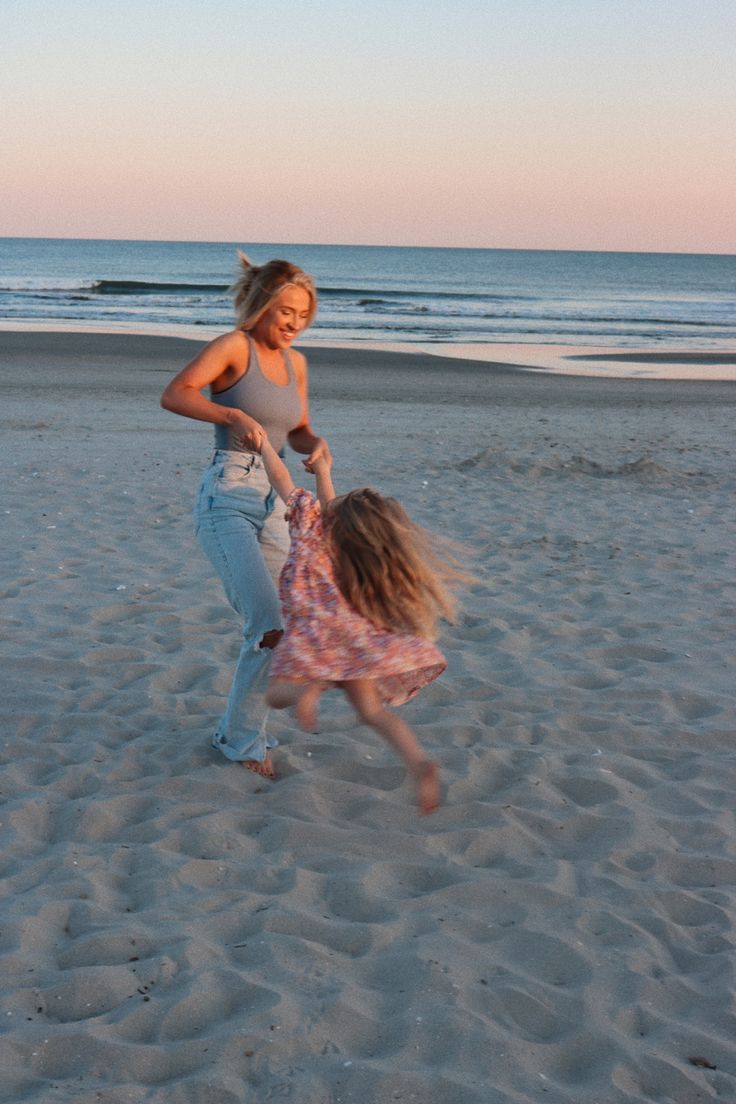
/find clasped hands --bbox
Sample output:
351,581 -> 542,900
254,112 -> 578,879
232,414 -> 331,474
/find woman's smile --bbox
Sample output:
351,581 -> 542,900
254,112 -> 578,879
254,285 -> 312,350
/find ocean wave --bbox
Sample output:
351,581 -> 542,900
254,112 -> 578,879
318,285 -> 538,301
480,311 -> 730,328
93,280 -> 228,295
0,278 -> 229,295
0,278 -> 100,292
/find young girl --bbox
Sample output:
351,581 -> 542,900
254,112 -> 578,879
259,437 -> 462,815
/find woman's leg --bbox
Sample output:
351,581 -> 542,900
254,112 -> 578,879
342,680 -> 440,815
259,485 -> 290,582
195,461 -> 285,771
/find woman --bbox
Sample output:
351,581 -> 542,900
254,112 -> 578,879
160,254 -> 331,778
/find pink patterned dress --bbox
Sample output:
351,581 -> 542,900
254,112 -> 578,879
269,489 -> 446,705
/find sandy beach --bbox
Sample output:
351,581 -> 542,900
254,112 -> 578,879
1,330 -> 735,1104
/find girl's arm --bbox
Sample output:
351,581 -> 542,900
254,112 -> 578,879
262,436 -> 335,510
260,438 -> 296,504
311,457 -> 336,510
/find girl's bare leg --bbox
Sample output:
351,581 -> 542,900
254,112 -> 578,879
266,677 -> 306,710
266,677 -> 326,732
342,680 -> 440,815
294,683 -> 324,732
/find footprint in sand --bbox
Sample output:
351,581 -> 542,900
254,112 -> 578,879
553,775 -> 620,807
91,603 -> 146,624
38,965 -> 139,1023
502,930 -> 592,987
362,861 -> 464,900
157,970 -> 279,1041
82,645 -> 148,665
57,932 -> 156,969
151,664 -> 216,692
655,889 -> 731,930
325,760 -> 405,792
664,690 -> 721,721
79,795 -> 160,844
492,985 -> 577,1042
323,875 -> 396,923
601,644 -> 678,667
655,853 -> 736,891
264,910 -> 375,957
566,670 -> 620,690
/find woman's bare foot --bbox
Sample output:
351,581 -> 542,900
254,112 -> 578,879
295,683 -> 324,732
243,755 -> 276,780
412,760 -> 440,815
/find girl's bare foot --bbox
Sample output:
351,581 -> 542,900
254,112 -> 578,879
295,683 -> 324,732
243,756 -> 276,779
413,760 -> 440,815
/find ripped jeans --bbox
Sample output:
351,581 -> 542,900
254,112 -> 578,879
194,450 -> 289,763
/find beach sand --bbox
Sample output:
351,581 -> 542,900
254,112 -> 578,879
1,330 -> 735,1103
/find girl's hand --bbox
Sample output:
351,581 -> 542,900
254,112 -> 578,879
303,437 -> 332,473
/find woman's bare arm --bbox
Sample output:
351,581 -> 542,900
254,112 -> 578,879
160,331 -> 265,450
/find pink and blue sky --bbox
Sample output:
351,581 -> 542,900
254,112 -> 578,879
2,0 -> 734,252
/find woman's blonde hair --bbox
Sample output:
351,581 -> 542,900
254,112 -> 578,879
231,251 -> 318,331
326,489 -> 469,640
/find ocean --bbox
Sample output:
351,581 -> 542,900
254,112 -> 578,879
0,237 -> 734,352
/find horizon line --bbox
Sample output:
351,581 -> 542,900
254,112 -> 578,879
1,234 -> 735,259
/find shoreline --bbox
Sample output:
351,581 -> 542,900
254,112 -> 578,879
1,320 -> 734,381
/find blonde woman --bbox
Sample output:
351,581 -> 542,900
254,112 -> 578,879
160,255 -> 331,778
257,436 -> 466,816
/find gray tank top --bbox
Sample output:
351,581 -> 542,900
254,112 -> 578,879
211,335 -> 302,453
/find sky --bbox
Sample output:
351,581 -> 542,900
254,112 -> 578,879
2,0 -> 735,252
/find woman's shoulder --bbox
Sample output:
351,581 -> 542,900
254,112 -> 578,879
189,328 -> 249,366
289,346 -> 308,379
209,328 -> 249,355
190,329 -> 249,389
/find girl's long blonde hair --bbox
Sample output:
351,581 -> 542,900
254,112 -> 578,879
231,252 -> 318,330
325,488 -> 469,640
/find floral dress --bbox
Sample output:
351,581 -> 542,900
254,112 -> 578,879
269,489 -> 446,706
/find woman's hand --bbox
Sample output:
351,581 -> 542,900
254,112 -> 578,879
229,411 -> 265,451
303,437 -> 332,473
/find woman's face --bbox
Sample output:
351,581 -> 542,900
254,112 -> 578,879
252,286 -> 312,350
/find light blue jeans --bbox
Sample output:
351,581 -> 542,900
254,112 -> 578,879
193,450 -> 290,763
